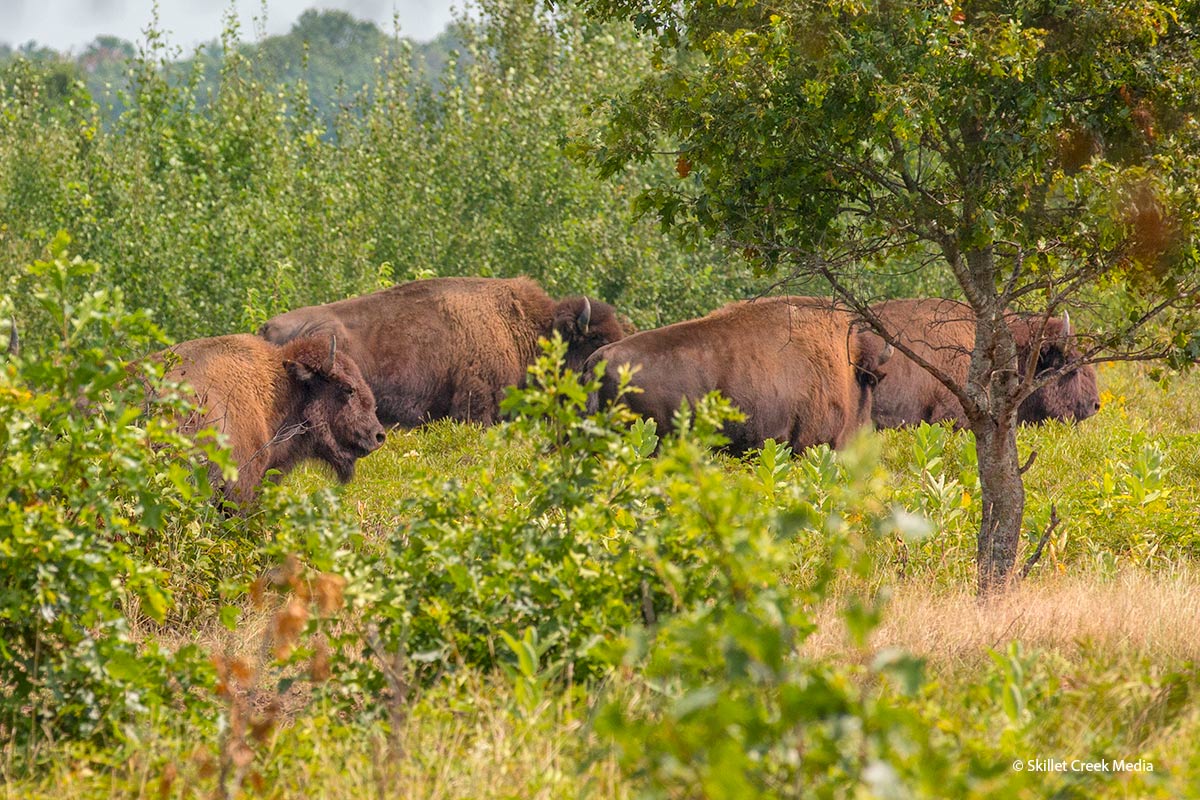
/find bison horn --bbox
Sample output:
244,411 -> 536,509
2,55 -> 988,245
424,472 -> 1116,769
6,314 -> 16,357
879,342 -> 894,365
578,297 -> 591,336
1061,310 -> 1071,338
325,334 -> 337,372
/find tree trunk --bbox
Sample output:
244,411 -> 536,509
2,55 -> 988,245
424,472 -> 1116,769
957,246 -> 1026,596
973,419 -> 1025,595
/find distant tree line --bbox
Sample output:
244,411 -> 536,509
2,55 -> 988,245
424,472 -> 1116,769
0,10 -> 464,125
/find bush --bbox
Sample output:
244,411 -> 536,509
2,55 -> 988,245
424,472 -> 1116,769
335,338 -> 665,698
588,428 -> 950,797
0,235 -> 368,756
0,235 -> 221,746
331,340 -> 903,722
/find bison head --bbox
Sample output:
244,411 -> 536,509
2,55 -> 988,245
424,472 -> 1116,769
1015,312 -> 1101,424
850,329 -> 894,430
552,296 -> 628,373
282,335 -> 386,482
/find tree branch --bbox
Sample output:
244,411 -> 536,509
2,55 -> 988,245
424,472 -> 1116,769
1021,505 -> 1060,579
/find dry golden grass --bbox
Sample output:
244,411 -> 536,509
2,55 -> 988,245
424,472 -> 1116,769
805,567 -> 1200,666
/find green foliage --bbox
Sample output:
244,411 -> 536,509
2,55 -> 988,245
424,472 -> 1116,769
571,0 -> 1200,591
0,1 -> 747,345
329,337 -> 1006,797
0,312 -> 1197,793
338,338 -> 686,692
869,372 -> 1200,583
0,236 -> 367,752
590,433 -> 946,797
574,0 -> 1200,304
4,1 -> 1200,794
253,10 -> 398,120
0,236 -> 221,746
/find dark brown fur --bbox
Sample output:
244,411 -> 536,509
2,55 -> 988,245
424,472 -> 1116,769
259,277 -> 628,427
867,298 -> 1100,429
160,334 -> 385,503
585,297 -> 890,454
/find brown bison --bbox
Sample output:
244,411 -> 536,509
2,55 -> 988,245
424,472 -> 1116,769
158,334 -> 385,503
585,297 -> 893,454
259,277 -> 628,427
866,298 -> 1100,429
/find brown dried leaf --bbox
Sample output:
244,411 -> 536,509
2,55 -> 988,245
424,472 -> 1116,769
310,637 -> 332,683
1121,180 -> 1175,269
156,762 -> 177,799
229,657 -> 255,688
249,715 -> 276,744
228,741 -> 255,769
313,573 -> 347,615
272,596 -> 309,659
192,745 -> 218,780
267,554 -> 301,587
1057,126 -> 1098,172
246,771 -> 266,792
249,577 -> 267,608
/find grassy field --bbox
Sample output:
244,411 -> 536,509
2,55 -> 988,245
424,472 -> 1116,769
5,360 -> 1199,798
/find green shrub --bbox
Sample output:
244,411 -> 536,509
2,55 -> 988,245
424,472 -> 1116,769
336,338 -> 668,697
588,432 -> 945,797
329,337 -> 934,799
0,235 -> 222,746
0,236 -> 368,756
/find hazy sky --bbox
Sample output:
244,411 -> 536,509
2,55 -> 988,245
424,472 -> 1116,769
0,0 -> 457,50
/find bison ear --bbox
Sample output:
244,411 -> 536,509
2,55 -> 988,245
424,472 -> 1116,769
284,359 -> 319,384
853,330 -> 890,371
554,297 -> 592,341
577,297 -> 591,336
284,337 -> 355,393
285,357 -> 357,395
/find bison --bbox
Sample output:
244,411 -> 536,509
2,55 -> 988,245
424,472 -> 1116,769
585,297 -> 893,454
158,333 -> 385,503
866,298 -> 1100,429
259,277 -> 628,427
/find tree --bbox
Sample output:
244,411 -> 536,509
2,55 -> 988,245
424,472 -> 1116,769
256,9 -> 393,115
569,0 -> 1200,593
